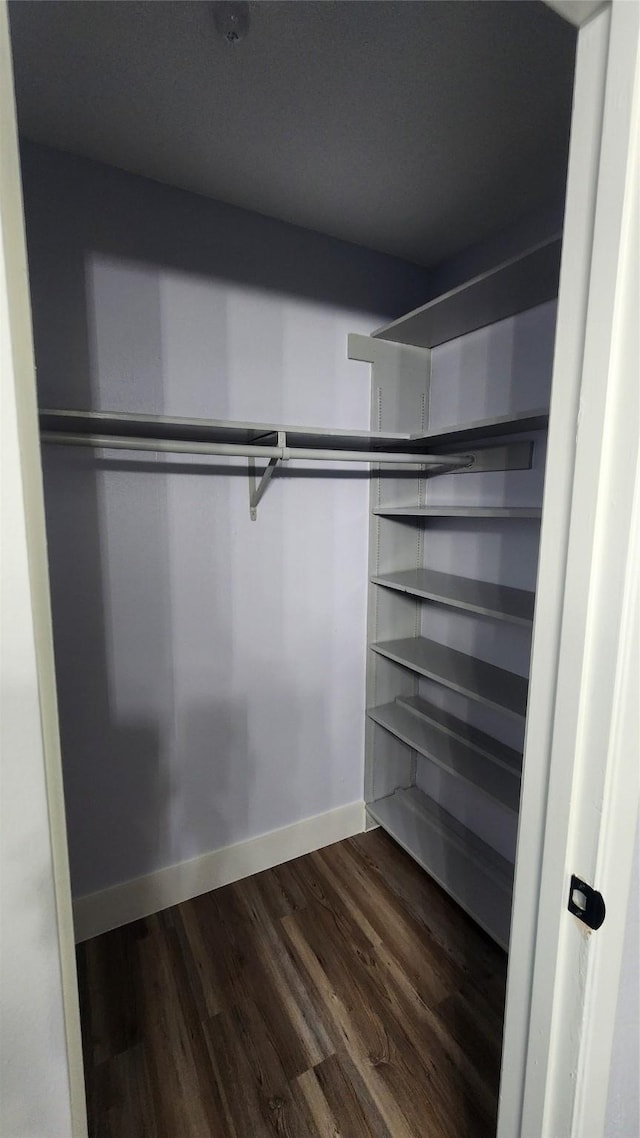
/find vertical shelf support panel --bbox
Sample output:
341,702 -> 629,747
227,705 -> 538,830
348,333 -> 432,806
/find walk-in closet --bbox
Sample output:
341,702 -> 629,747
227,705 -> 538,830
7,1 -> 630,1136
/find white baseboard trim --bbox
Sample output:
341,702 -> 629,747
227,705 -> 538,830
73,800 -> 366,943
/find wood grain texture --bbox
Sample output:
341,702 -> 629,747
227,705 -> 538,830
78,829 -> 507,1137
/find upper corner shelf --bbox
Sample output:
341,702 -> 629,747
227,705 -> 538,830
409,408 -> 549,449
372,236 -> 562,349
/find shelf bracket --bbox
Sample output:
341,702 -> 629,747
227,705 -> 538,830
249,431 -> 287,519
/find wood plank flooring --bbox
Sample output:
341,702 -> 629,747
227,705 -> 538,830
77,829 -> 507,1138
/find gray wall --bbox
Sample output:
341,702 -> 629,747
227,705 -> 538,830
21,141 -> 434,898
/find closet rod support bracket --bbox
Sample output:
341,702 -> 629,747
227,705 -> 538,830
249,431 -> 287,519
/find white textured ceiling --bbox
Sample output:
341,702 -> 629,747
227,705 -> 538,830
8,1 -> 576,267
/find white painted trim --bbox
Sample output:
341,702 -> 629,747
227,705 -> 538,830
0,4 -> 87,1135
501,3 -> 640,1137
574,448 -> 640,1135
73,801 -> 366,942
534,3 -> 640,1132
498,9 -> 611,1133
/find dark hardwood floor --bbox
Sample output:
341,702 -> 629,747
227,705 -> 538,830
77,829 -> 507,1138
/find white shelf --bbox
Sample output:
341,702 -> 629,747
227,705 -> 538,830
410,409 -> 549,449
373,237 -> 561,349
39,408 -> 414,453
40,409 -> 541,474
371,636 -> 529,718
367,786 -> 514,950
368,700 -> 521,811
40,409 -> 547,452
371,568 -> 535,625
373,506 -> 542,519
397,694 -> 523,774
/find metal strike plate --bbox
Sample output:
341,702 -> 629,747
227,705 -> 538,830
568,874 -> 606,931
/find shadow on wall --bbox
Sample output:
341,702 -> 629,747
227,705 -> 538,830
24,141 -> 426,903
20,140 -> 433,369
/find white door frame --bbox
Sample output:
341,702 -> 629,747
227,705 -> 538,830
0,3 -> 87,1135
500,2 -> 640,1135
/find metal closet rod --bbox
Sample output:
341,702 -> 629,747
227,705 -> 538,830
40,432 -> 473,468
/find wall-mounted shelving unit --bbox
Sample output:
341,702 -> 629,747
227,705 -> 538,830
351,236 -> 556,951
39,407 -> 537,518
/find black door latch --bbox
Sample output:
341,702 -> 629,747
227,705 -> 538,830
568,874 -> 606,930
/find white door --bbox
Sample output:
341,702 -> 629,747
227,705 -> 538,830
499,3 -> 640,1136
